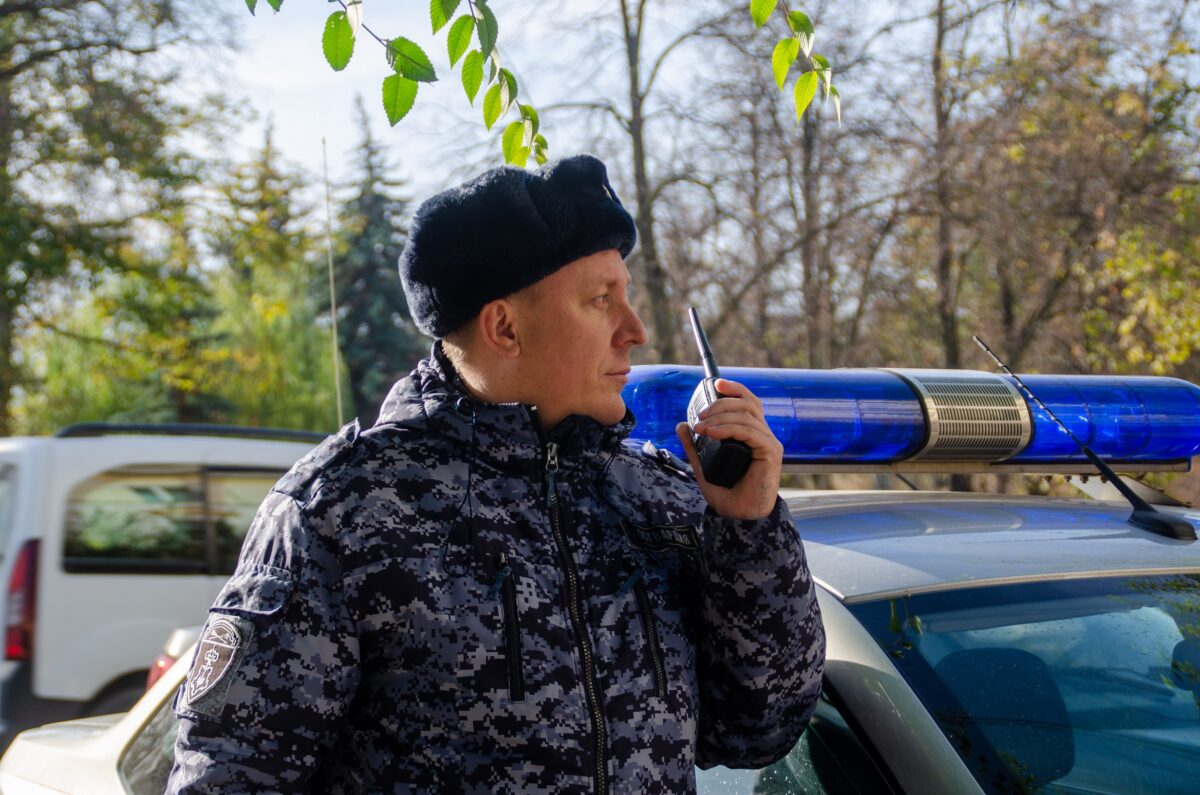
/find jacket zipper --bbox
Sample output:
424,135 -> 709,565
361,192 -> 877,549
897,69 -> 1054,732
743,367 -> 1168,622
633,578 -> 667,698
498,553 -> 525,701
543,437 -> 609,794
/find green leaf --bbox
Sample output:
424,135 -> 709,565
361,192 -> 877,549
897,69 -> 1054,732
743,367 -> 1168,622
787,11 -> 814,36
346,0 -> 363,36
487,55 -> 498,84
749,0 -> 777,29
462,50 -> 484,103
533,133 -> 549,165
502,120 -> 529,167
382,74 -> 418,126
388,37 -> 437,83
798,31 -> 814,57
447,15 -> 475,66
811,54 -> 832,97
482,82 -> 504,130
789,12 -> 815,56
322,12 -> 355,72
476,0 -> 499,61
266,0 -> 282,10
499,68 -> 518,105
771,38 -> 799,90
794,70 -> 818,120
829,84 -> 842,125
519,103 -> 539,137
245,0 -> 257,14
430,0 -> 461,33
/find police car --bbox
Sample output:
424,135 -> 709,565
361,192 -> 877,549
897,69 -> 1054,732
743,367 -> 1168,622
0,366 -> 1198,793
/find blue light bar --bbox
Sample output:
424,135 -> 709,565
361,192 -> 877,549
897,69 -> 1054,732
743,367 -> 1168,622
623,366 -> 925,463
1014,375 -> 1200,462
622,366 -> 1200,466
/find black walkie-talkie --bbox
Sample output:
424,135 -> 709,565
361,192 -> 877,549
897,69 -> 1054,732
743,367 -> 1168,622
686,307 -> 752,488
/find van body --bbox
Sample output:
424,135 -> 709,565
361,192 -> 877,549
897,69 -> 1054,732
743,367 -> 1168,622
0,430 -> 317,746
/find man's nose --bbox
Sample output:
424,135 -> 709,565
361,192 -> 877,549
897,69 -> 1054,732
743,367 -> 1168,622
619,302 -> 649,348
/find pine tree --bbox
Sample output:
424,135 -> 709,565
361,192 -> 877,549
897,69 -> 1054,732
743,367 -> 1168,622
320,98 -> 426,427
208,127 -> 342,432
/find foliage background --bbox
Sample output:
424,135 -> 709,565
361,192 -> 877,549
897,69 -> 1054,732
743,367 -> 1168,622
4,0 -> 1198,495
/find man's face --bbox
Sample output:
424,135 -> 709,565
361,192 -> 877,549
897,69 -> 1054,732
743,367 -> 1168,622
514,249 -> 648,428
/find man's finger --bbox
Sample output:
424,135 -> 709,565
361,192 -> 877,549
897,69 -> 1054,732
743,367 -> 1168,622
714,379 -> 764,408
698,398 -> 765,423
692,422 -> 781,456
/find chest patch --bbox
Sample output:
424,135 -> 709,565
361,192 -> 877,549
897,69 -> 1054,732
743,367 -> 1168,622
186,618 -> 242,704
623,521 -> 700,552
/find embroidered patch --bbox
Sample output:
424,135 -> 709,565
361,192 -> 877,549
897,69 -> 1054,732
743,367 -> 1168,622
186,618 -> 242,704
623,521 -> 700,552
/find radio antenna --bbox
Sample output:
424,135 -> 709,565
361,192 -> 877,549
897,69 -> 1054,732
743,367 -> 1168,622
973,335 -> 1194,540
688,306 -> 720,380
322,137 -> 345,427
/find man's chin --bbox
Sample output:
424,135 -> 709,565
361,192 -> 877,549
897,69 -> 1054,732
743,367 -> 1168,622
588,399 -> 628,426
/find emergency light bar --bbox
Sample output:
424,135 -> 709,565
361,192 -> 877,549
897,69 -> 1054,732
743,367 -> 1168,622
622,366 -> 1200,474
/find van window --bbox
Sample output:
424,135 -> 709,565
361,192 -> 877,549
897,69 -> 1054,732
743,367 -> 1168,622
63,468 -> 207,573
209,470 -> 280,574
62,467 -> 283,575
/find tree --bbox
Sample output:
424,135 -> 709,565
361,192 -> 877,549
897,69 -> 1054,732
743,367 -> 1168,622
206,128 -> 343,431
0,0 -> 223,432
318,98 -> 425,427
249,1 -> 834,170
14,209 -> 232,432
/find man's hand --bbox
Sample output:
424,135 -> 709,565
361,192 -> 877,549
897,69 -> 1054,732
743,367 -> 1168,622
675,379 -> 783,520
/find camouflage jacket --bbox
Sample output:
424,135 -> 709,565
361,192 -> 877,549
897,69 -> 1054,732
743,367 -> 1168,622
167,351 -> 824,794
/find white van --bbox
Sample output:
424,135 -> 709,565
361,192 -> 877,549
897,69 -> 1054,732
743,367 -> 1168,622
0,423 -> 320,746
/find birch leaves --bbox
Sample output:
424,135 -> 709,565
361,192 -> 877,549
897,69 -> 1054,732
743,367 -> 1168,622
754,1 -> 839,124
296,0 -> 547,166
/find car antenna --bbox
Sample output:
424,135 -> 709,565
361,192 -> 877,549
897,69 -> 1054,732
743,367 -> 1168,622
322,137 -> 345,427
973,335 -> 1195,541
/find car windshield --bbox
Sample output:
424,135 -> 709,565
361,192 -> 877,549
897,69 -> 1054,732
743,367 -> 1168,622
851,574 -> 1200,794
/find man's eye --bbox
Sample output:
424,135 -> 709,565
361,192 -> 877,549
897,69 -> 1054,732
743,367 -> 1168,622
595,294 -> 612,306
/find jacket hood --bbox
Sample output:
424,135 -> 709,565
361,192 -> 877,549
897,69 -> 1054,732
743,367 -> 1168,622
374,343 -> 636,468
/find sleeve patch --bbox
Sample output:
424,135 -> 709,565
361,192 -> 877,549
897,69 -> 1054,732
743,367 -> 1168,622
182,615 -> 255,717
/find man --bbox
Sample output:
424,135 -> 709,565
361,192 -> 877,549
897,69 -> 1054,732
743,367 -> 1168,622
167,154 -> 824,793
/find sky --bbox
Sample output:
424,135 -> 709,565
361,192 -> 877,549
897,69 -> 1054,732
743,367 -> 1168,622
231,2 -> 450,198
227,1 -> 605,202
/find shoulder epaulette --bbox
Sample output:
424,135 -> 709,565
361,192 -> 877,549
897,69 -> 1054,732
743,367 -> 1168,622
273,419 -> 362,500
640,440 -> 693,480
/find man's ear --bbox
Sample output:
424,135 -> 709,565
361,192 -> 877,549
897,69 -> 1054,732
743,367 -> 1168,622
477,299 -> 522,358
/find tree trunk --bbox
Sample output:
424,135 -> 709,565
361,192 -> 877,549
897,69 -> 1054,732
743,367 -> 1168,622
621,0 -> 675,362
801,111 -> 824,368
932,0 -> 961,371
0,42 -> 15,435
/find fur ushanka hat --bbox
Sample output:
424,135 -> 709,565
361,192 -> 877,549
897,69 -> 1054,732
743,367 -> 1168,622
399,154 -> 637,338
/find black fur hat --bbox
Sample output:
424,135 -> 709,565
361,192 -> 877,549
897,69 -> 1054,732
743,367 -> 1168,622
400,154 -> 637,338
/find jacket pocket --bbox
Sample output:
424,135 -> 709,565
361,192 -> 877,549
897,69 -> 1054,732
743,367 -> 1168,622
497,554 -> 526,702
211,564 -> 294,617
634,578 -> 667,698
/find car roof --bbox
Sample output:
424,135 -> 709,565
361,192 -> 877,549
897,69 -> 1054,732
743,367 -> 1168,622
783,491 -> 1200,605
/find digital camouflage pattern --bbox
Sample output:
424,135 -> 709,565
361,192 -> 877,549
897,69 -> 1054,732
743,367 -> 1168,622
167,347 -> 825,794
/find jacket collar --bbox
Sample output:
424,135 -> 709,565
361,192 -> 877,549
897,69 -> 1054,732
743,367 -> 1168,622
375,342 -> 636,468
